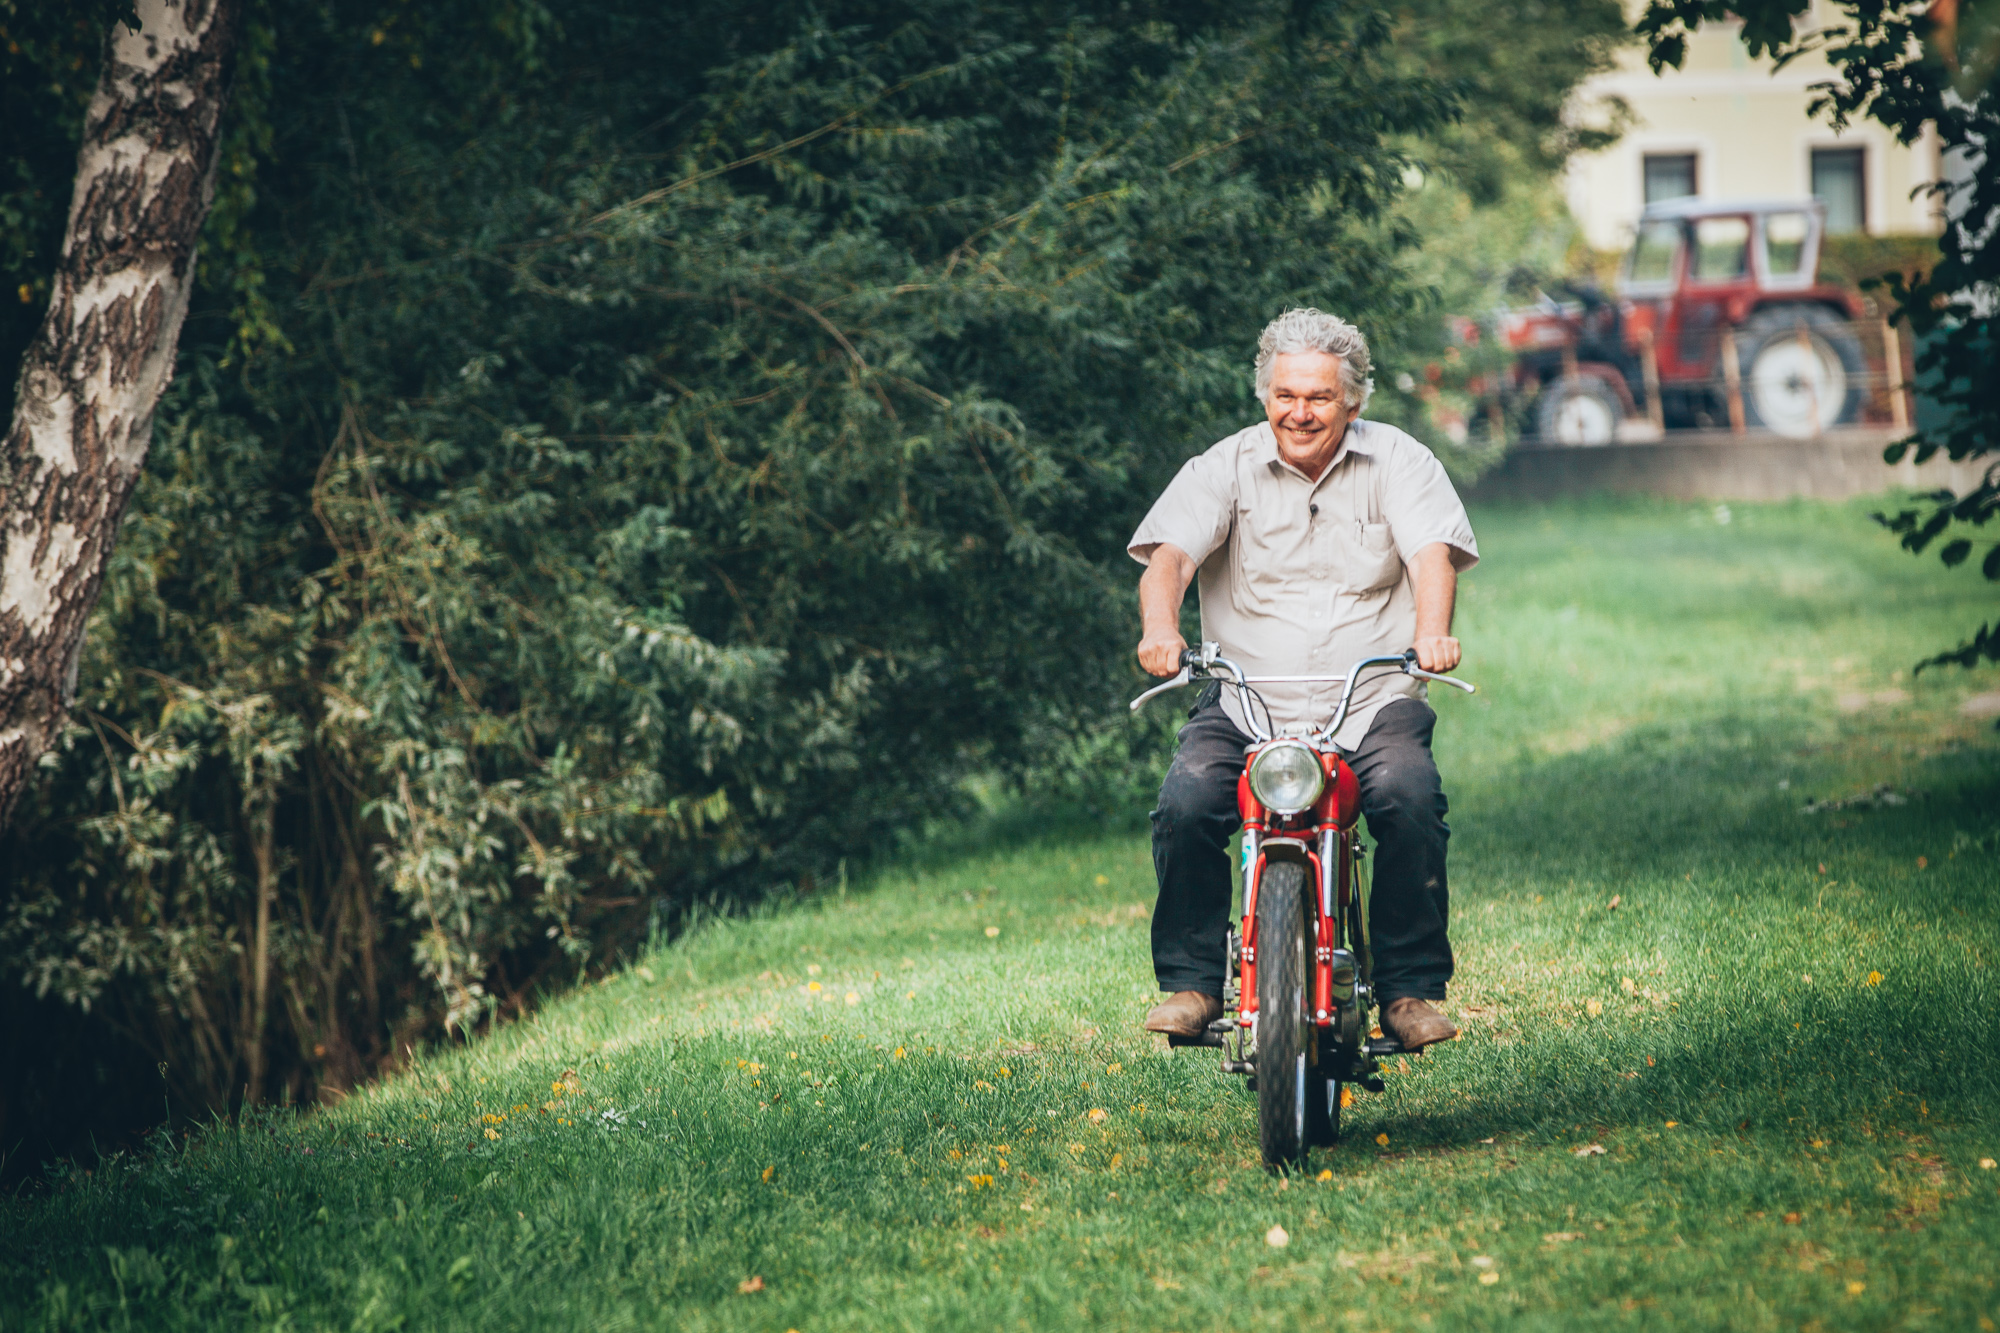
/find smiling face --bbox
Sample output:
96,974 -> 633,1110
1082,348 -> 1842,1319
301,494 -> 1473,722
1263,350 -> 1359,477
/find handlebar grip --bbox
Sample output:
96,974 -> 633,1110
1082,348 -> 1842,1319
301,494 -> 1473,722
1180,646 -> 1202,669
1401,647 -> 1418,664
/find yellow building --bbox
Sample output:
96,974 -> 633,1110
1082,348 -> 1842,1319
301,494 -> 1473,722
1565,6 -> 1944,251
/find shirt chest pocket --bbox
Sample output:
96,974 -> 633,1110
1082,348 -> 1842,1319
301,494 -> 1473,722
1341,522 -> 1403,594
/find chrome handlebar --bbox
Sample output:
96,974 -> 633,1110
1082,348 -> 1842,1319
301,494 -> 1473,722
1128,642 -> 1477,745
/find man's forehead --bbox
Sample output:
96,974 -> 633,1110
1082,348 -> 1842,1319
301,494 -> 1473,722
1267,350 -> 1344,389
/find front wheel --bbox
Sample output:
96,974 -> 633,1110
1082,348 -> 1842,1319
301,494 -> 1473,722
1255,860 -> 1315,1167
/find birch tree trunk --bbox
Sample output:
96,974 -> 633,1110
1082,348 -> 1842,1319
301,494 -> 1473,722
0,0 -> 239,828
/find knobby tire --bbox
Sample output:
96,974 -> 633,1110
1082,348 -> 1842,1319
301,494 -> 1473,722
1256,860 -> 1313,1167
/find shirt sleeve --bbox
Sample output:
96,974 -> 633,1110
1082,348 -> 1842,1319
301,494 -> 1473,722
1127,442 -> 1237,567
1380,429 -> 1479,570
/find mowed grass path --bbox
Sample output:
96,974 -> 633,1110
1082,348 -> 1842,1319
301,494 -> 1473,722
5,496 -> 1998,1331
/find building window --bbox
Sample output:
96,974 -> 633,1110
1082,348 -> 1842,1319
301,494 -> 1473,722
1811,147 -> 1866,234
1644,153 -> 1698,204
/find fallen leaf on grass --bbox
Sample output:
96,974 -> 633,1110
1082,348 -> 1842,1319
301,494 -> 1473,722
1477,1137 -> 1495,1145
761,1165 -> 775,1183
1898,1153 -> 1947,1184
1783,1212 -> 1803,1224
1375,1133 -> 1390,1147
1586,999 -> 1603,1017
1574,1143 -> 1606,1157
1479,1272 -> 1500,1285
985,926 -> 1001,938
1265,1225 -> 1290,1248
1087,1108 -> 1108,1124
1317,1169 -> 1334,1181
1980,1158 -> 1996,1170
1607,895 -> 1620,910
738,1276 -> 764,1294
1543,1232 -> 1582,1243
1847,1281 -> 1866,1296
1865,971 -> 1883,986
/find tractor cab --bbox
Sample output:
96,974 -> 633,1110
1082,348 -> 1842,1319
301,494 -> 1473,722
1618,197 -> 1861,419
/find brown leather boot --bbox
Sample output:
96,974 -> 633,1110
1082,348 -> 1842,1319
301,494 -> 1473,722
1144,991 -> 1223,1037
1382,997 -> 1459,1051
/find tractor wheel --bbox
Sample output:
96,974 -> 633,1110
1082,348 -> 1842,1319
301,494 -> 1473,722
1734,305 -> 1865,438
1534,375 -> 1622,446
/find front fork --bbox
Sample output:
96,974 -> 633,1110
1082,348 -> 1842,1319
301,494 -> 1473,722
1228,828 -> 1376,1082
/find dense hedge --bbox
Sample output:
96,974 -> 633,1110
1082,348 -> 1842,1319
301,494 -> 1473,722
0,0 -> 1621,1156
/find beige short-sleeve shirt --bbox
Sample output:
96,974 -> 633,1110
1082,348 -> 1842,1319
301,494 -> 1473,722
1128,419 -> 1478,748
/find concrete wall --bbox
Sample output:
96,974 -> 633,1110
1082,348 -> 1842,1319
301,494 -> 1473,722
1468,427 -> 1985,503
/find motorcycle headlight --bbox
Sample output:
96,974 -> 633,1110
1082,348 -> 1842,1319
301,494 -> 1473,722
1248,740 -> 1325,815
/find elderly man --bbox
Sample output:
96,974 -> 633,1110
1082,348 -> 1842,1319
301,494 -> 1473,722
1128,308 -> 1478,1053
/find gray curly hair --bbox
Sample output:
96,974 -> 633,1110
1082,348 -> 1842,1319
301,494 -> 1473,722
1252,308 -> 1374,410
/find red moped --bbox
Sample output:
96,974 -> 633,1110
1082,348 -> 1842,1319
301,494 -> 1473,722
1131,644 -> 1477,1166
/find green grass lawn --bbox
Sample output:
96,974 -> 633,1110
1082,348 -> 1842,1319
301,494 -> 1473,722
6,495 -> 1998,1331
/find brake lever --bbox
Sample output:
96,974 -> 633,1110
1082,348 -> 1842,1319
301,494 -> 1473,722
1405,663 -> 1477,694
1129,667 -> 1193,712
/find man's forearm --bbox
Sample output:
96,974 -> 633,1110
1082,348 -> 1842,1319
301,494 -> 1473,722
1411,542 -> 1461,672
1413,543 -> 1457,639
1136,544 -> 1197,676
1139,545 -> 1195,635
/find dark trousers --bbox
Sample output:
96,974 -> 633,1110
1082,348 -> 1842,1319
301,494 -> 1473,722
1149,691 -> 1454,1003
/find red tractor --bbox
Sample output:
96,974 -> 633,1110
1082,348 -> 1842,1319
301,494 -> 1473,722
1491,197 -> 1868,443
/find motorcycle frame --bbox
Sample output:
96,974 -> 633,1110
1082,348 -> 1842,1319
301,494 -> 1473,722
1233,742 -> 1371,1082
